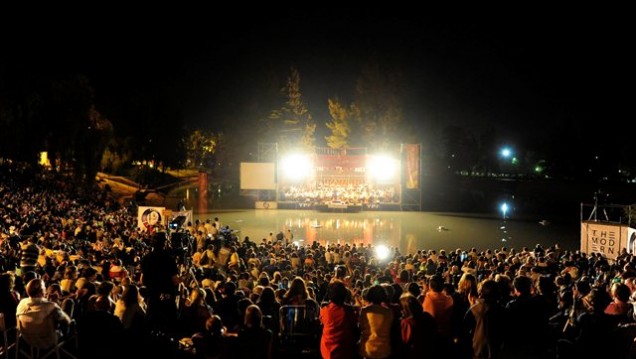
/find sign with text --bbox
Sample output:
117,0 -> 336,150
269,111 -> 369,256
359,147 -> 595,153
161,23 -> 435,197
581,221 -> 628,259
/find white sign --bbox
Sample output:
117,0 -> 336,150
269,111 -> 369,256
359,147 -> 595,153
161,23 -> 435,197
581,221 -> 628,259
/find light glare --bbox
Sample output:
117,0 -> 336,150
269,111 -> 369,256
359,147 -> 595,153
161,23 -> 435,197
281,153 -> 312,181
375,244 -> 391,260
367,155 -> 397,182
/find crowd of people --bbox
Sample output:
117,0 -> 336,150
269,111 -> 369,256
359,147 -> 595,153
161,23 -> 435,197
2,163 -> 636,359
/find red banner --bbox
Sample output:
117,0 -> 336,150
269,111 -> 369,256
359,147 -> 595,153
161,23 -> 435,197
405,144 -> 420,189
198,171 -> 208,214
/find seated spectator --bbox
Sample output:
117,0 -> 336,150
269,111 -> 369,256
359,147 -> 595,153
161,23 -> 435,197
605,282 -> 630,318
16,278 -> 72,348
237,305 -> 273,359
0,272 -> 20,330
192,315 -> 234,359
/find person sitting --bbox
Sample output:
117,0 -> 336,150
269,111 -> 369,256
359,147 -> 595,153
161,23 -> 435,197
15,278 -> 72,349
192,315 -> 233,359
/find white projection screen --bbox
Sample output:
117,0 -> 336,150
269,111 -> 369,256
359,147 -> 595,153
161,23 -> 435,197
240,162 -> 276,190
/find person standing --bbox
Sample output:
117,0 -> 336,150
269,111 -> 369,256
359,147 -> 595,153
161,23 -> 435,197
20,236 -> 40,274
140,231 -> 181,334
320,281 -> 358,359
463,280 -> 504,359
358,285 -> 394,359
284,229 -> 293,246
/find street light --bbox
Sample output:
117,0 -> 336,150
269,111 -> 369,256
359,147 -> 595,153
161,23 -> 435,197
500,202 -> 509,219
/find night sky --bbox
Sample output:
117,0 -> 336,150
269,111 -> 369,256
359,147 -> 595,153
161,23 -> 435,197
2,8 -> 632,149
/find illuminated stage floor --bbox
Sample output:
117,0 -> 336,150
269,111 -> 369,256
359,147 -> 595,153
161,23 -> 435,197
196,209 -> 580,254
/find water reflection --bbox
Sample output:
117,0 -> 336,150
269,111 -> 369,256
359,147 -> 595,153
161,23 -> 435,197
282,217 -> 400,248
231,212 -> 403,249
197,209 -> 580,254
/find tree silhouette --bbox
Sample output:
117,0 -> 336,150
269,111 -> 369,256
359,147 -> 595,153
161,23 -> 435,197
325,98 -> 352,150
268,66 -> 315,153
352,60 -> 403,151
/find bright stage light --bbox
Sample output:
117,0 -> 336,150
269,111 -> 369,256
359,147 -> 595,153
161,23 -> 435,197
375,244 -> 391,261
367,155 -> 397,182
280,153 -> 313,181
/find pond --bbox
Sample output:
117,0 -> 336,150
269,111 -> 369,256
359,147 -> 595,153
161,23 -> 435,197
195,209 -> 581,254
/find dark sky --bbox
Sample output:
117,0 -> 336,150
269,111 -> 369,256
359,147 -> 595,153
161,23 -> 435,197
2,9 -> 632,147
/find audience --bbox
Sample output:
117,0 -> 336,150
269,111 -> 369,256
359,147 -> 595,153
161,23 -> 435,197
3,163 -> 636,358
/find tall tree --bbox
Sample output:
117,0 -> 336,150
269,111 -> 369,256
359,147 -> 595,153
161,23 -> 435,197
80,105 -> 113,182
353,60 -> 404,151
325,98 -> 352,150
268,66 -> 315,153
182,129 -> 220,170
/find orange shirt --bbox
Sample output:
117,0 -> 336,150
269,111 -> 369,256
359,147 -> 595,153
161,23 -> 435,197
320,303 -> 359,359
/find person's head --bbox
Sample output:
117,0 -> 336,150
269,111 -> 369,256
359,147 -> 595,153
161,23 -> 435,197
574,280 -> 591,297
26,278 -> 45,298
512,275 -> 533,296
335,265 -> 347,279
97,281 -> 115,297
286,277 -> 308,299
257,286 -> 276,305
206,315 -> 224,335
327,281 -> 348,306
46,283 -> 62,301
23,271 -> 40,285
406,282 -> 421,298
244,304 -> 263,329
457,273 -> 477,297
478,279 -> 499,302
121,284 -> 140,306
364,284 -> 388,305
583,288 -> 612,314
429,274 -> 444,293
151,231 -> 168,250
223,281 -> 236,296
0,273 -> 15,291
611,283 -> 630,303
400,293 -> 424,318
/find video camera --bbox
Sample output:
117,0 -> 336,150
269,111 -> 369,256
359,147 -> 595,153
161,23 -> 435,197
169,215 -> 187,230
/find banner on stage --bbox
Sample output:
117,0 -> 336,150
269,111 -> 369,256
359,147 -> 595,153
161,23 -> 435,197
405,144 -> 420,189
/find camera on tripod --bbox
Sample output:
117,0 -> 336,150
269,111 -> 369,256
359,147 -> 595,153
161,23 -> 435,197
169,215 -> 187,230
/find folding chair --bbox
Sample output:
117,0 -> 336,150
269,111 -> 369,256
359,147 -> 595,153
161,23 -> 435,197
278,305 -> 320,358
15,310 -> 77,359
0,313 -> 16,359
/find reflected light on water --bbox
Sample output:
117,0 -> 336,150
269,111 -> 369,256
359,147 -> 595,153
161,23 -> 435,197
197,210 -> 580,255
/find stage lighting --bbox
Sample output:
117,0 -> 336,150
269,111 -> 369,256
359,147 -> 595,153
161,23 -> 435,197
280,153 -> 313,182
367,155 -> 397,182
